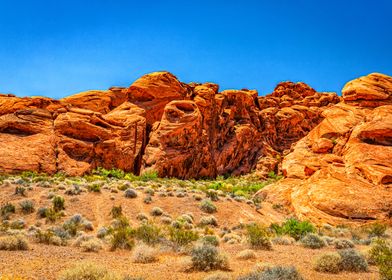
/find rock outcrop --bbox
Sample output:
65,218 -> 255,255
257,73 -> 392,225
0,71 -> 340,178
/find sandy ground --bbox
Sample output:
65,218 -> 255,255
0,182 -> 381,279
0,243 -> 379,280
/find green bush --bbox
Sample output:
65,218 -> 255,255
139,170 -> 158,181
19,200 -> 35,214
246,223 -> 272,250
109,216 -> 135,250
169,226 -> 199,247
87,183 -> 101,192
92,167 -> 125,179
300,233 -> 326,249
200,199 -> 217,214
338,249 -> 368,272
191,244 -> 229,271
201,235 -> 220,247
15,186 -> 26,196
110,205 -> 123,219
1,203 -> 16,217
270,218 -> 315,240
313,252 -> 342,273
369,238 -> 392,280
366,223 -> 387,238
134,222 -> 161,245
52,195 -> 65,212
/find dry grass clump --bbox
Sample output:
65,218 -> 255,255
59,262 -> 121,280
203,272 -> 231,280
132,243 -> 158,263
333,238 -> 354,249
236,249 -> 256,260
0,235 -> 28,251
313,252 -> 342,273
271,236 -> 295,245
80,238 -> 103,252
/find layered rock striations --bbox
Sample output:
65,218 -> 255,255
257,73 -> 392,225
0,71 -> 340,178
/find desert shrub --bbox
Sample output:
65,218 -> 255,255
368,238 -> 392,280
169,226 -> 199,247
151,207 -> 163,216
338,249 -> 368,272
191,243 -> 229,271
37,207 -> 48,218
134,222 -> 161,245
97,227 -> 109,238
132,243 -> 158,263
270,218 -> 315,240
15,186 -> 26,196
199,216 -> 218,227
87,183 -> 101,193
143,195 -> 152,204
80,238 -> 103,252
366,223 -> 387,238
136,213 -> 149,221
271,236 -> 295,245
246,224 -> 272,250
10,219 -> 25,229
202,235 -> 220,247
0,235 -> 29,251
200,199 -> 217,214
161,216 -> 172,224
333,238 -> 354,249
124,188 -> 138,198
313,252 -> 342,273
236,249 -> 256,260
300,233 -> 326,249
19,200 -> 34,214
34,229 -> 65,246
1,203 -> 16,217
45,208 -> 62,223
237,265 -> 303,280
59,262 -> 121,280
206,190 -> 219,201
52,195 -> 65,211
139,170 -> 158,181
92,167 -> 125,179
109,216 -> 135,250
110,205 -> 123,219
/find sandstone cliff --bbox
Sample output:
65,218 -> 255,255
256,73 -> 392,225
0,72 -> 340,178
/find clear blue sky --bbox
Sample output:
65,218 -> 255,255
1,0 -> 391,98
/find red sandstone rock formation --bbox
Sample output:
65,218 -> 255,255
0,71 -> 340,178
257,73 -> 392,225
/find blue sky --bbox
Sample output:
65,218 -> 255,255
0,0 -> 391,98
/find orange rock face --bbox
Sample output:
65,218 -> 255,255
0,72 -> 340,177
257,73 -> 392,225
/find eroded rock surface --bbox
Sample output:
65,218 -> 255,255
257,73 -> 392,225
1,71 -> 339,178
